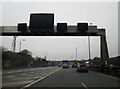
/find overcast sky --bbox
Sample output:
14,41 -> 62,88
1,2 -> 118,60
1,36 -> 100,61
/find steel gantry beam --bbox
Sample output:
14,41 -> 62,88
2,25 -> 109,66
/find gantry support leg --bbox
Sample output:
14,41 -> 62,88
100,35 -> 109,66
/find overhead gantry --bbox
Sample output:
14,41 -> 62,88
2,13 -> 109,66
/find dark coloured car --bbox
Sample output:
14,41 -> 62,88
76,63 -> 88,72
72,63 -> 77,68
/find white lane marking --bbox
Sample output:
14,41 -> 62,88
30,72 -> 35,73
13,77 -> 41,80
97,73 -> 120,80
3,66 -> 57,74
20,68 -> 61,89
42,73 -> 48,76
21,73 -> 28,76
6,75 -> 15,78
81,82 -> 88,89
26,75 -> 34,77
2,80 -> 33,87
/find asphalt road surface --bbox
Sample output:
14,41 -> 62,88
2,67 -> 120,89
2,66 -> 61,88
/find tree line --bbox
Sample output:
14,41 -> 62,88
2,47 -> 55,70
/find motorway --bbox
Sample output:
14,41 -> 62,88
2,67 -> 60,88
2,66 -> 120,89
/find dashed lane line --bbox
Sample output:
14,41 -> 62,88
81,82 -> 88,89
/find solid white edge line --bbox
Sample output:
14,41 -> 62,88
97,73 -> 120,80
90,71 -> 120,80
20,68 -> 61,89
81,82 -> 88,89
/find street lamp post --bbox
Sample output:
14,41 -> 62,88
19,39 -> 25,52
76,48 -> 77,60
88,36 -> 91,60
88,36 -> 91,68
44,52 -> 48,59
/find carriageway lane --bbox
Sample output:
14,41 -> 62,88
27,68 -> 119,88
2,66 -> 61,87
